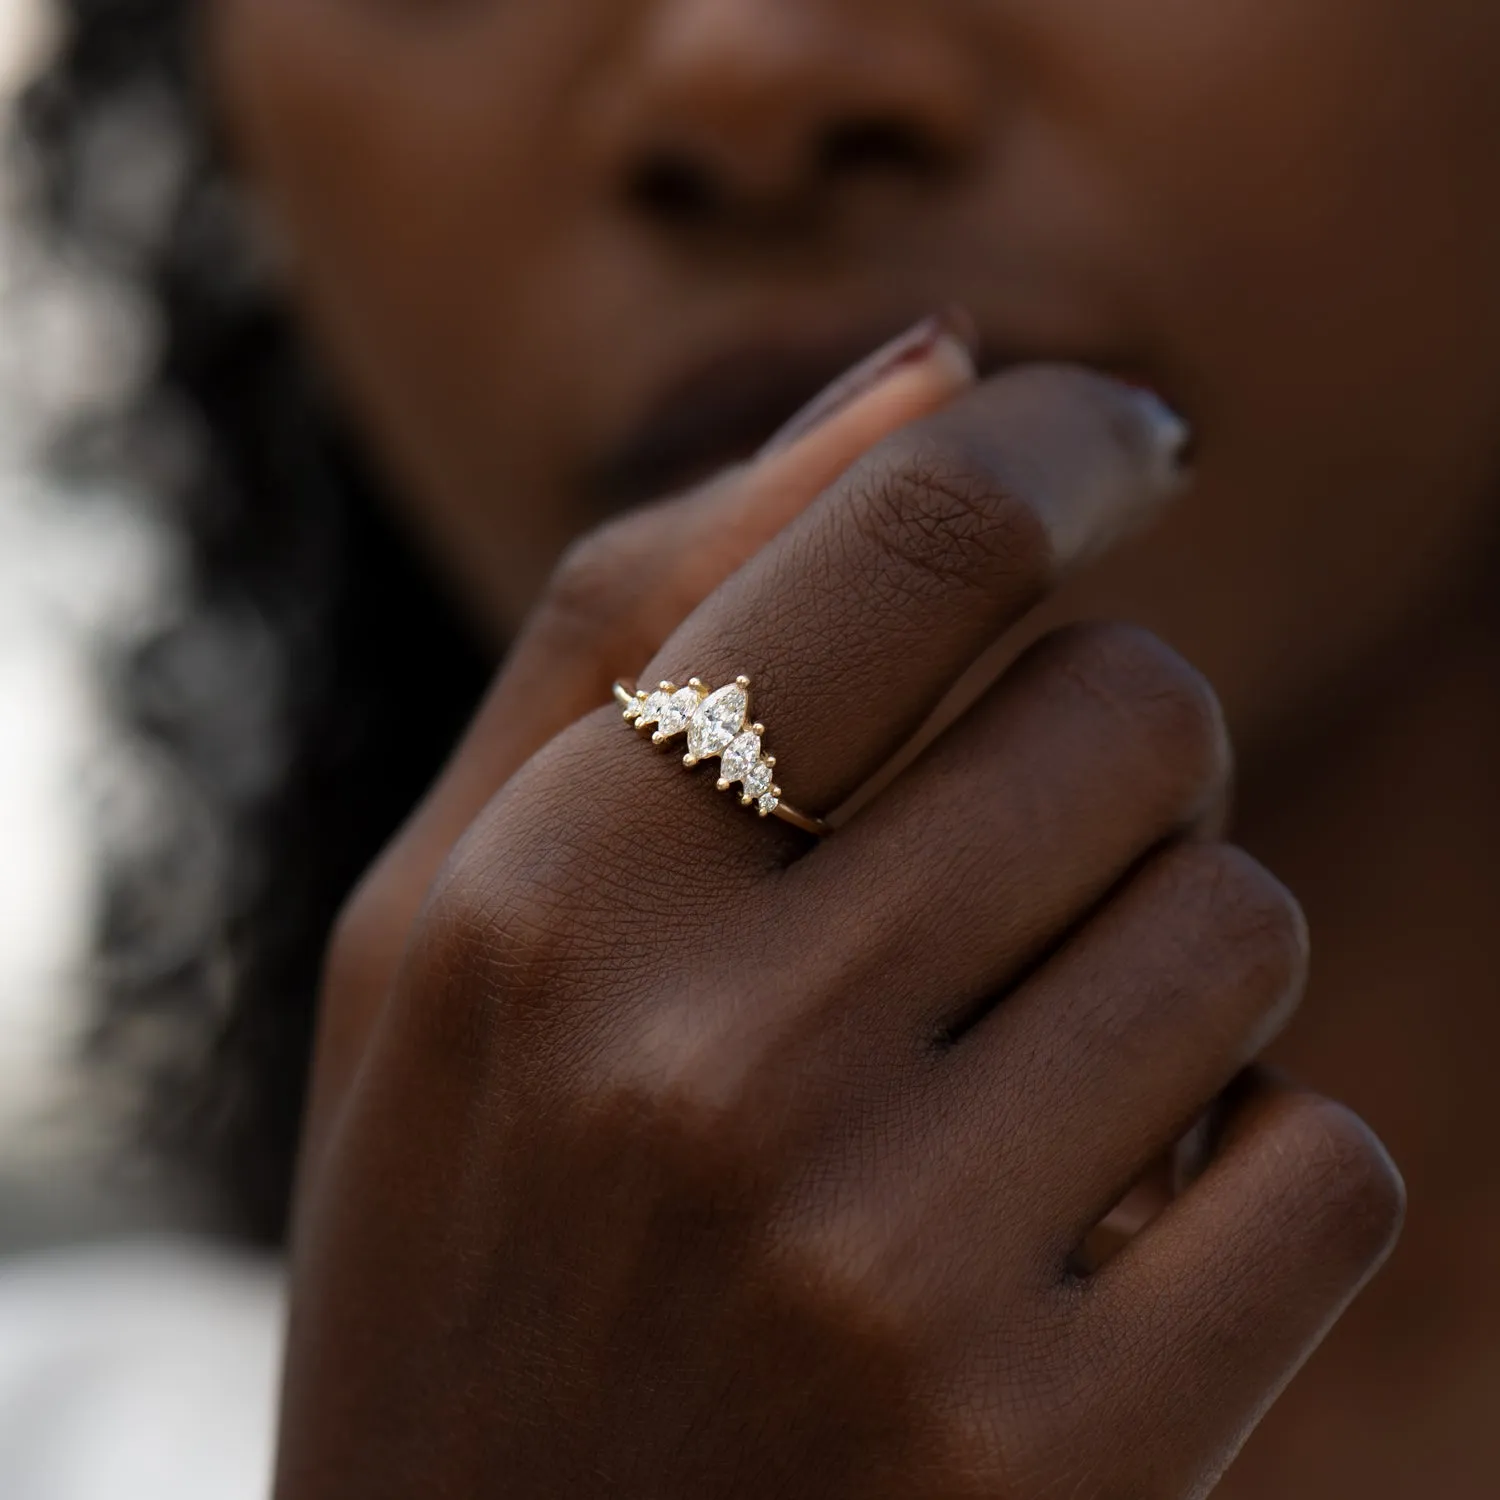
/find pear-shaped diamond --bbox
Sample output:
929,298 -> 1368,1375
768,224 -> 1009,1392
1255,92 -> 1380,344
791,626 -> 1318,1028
654,685 -> 704,739
686,684 -> 748,761
719,730 -> 762,788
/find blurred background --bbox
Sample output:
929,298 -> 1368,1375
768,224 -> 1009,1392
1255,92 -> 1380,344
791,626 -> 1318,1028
0,3 -> 280,1495
0,0 -> 143,1240
0,0 -> 1493,1494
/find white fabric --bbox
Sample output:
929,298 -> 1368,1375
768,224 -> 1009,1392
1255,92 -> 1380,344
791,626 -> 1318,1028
0,1239 -> 284,1500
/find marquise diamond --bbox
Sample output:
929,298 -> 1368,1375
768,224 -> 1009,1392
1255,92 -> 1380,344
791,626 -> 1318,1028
744,762 -> 774,799
719,731 -> 763,788
614,672 -> 815,830
654,686 -> 704,739
686,684 -> 748,760
633,689 -> 670,729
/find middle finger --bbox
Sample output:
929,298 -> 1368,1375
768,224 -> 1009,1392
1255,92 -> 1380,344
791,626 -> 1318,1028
638,363 -> 1189,829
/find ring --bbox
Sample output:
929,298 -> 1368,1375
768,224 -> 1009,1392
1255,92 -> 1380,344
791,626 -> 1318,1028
612,676 -> 831,837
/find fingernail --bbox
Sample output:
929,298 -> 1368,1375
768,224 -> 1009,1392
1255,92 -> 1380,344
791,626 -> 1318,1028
760,308 -> 979,457
1008,368 -> 1197,573
1128,386 -> 1195,489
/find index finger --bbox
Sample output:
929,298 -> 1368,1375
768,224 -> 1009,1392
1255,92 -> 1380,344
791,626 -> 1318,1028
310,318 -> 978,1128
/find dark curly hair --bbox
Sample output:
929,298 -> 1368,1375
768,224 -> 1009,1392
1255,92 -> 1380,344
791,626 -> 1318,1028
21,0 -> 492,1243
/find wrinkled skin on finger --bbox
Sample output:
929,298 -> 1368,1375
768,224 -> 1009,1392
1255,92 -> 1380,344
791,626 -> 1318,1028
312,324 -> 975,1135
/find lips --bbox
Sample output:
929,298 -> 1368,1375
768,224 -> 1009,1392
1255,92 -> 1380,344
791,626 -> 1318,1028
587,322 -> 937,510
588,318 -> 1157,512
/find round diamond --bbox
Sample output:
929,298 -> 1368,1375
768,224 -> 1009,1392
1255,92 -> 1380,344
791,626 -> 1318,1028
655,685 -> 704,738
719,731 -> 762,788
686,684 -> 748,760
757,792 -> 780,816
744,762 -> 774,798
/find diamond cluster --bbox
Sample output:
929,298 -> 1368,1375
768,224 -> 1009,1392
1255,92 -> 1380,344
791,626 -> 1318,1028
620,676 -> 781,816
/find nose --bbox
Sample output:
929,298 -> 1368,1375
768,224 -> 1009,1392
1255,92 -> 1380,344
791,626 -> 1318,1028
603,2 -> 986,231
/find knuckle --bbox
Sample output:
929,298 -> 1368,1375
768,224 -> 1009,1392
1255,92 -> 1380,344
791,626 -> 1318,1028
766,1203 -> 930,1356
1156,842 -> 1310,1000
599,1000 -> 763,1136
418,852 -> 524,983
840,433 -> 1054,608
564,1023 -> 788,1233
400,770 -> 619,1042
404,853 -> 531,1038
1271,1096 -> 1407,1272
536,519 -> 641,645
591,973 -> 827,1168
1041,622 -> 1230,806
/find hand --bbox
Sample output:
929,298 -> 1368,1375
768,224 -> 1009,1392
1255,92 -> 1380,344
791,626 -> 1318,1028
309,317 -> 979,1122
277,331 -> 1403,1499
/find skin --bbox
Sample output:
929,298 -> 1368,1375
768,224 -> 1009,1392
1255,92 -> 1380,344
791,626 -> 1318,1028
281,352 -> 1403,1500
203,0 -> 1500,1494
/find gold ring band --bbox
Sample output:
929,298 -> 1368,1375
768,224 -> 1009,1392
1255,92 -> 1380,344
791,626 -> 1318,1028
613,677 -> 831,837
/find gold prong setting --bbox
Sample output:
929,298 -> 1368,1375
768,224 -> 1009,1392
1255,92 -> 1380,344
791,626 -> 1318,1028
617,674 -> 783,816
